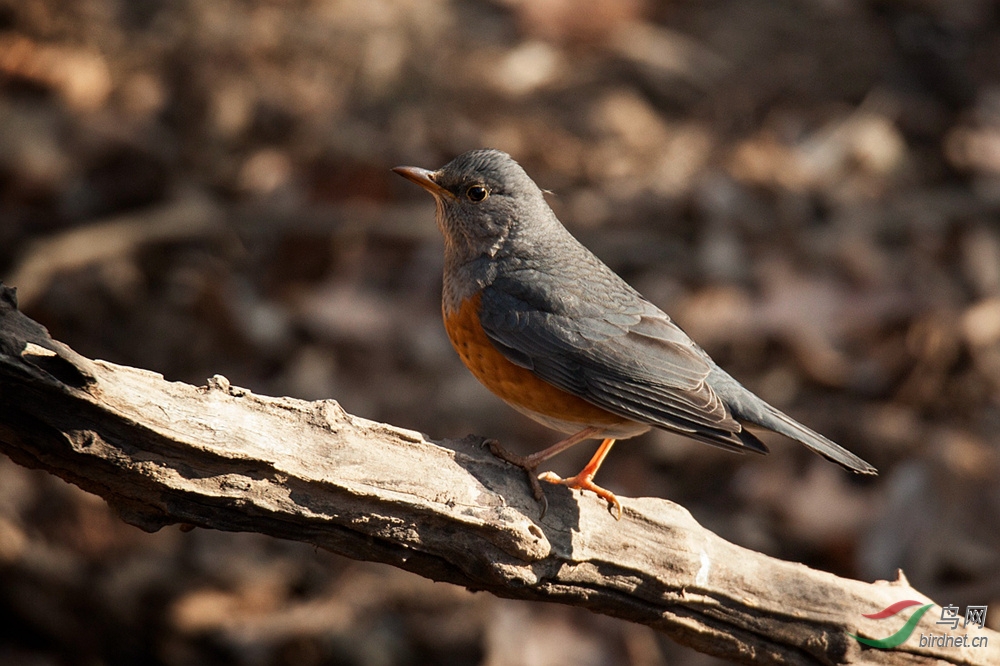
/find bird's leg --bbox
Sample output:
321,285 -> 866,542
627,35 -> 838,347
538,438 -> 622,519
486,426 -> 601,517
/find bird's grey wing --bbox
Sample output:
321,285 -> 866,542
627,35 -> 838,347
478,273 -> 767,453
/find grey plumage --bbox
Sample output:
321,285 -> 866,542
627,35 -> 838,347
404,148 -> 876,475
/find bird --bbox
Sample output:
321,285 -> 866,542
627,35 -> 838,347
393,149 -> 876,519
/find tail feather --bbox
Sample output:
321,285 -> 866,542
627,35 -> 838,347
708,366 -> 877,475
759,403 -> 877,474
680,426 -> 770,456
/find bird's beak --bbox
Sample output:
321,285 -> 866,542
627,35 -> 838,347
392,166 -> 453,199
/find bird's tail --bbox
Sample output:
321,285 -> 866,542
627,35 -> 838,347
756,403 -> 877,474
709,367 -> 877,474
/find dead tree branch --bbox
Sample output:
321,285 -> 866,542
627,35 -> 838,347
0,284 -> 995,666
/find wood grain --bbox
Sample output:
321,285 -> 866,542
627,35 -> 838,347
0,284 -> 995,666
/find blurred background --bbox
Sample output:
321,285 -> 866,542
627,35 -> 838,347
1,0 -> 999,664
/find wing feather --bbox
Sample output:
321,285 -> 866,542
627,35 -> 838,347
479,271 -> 760,451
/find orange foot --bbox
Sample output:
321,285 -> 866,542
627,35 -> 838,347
538,470 -> 622,520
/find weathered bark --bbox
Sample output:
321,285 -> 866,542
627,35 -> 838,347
0,284 -> 995,666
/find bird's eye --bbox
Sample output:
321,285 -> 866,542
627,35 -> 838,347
466,185 -> 489,203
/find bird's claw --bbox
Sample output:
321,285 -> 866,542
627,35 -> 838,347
485,438 -> 548,518
538,470 -> 622,520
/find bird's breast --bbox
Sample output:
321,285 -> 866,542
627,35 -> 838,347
442,292 -> 634,432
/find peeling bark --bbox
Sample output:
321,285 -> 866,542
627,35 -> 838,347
1,284 -> 996,666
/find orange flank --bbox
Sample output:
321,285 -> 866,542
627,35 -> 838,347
443,293 -> 628,428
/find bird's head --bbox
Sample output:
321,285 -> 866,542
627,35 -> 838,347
393,149 -> 552,259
